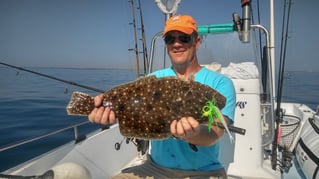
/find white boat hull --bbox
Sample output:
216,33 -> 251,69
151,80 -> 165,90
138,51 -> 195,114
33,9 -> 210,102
3,124 -> 139,179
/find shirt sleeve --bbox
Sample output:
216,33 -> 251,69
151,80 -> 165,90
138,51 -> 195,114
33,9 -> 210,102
217,76 -> 236,124
195,68 -> 236,124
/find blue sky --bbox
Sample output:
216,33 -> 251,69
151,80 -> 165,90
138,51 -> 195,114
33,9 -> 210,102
0,0 -> 318,71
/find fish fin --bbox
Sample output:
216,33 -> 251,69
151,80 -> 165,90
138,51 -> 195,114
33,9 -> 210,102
187,74 -> 195,81
66,91 -> 95,116
138,75 -> 157,81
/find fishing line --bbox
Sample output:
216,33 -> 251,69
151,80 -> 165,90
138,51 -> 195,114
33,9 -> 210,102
0,62 -> 104,93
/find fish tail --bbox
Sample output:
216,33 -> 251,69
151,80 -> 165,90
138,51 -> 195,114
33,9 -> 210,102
66,91 -> 95,116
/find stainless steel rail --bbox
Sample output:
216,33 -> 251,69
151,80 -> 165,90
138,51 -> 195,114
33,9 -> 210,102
0,121 -> 90,152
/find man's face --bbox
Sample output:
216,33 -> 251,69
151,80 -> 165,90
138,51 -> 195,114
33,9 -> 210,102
164,31 -> 200,66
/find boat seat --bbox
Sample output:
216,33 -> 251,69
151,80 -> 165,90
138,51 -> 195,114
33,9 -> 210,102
50,162 -> 91,179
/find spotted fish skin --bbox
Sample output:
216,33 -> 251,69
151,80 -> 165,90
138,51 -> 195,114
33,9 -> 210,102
66,75 -> 226,140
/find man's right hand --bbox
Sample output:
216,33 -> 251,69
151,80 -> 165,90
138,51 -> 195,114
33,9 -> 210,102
88,94 -> 116,125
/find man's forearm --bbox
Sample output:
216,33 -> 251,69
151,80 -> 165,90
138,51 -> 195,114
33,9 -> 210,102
186,125 -> 224,146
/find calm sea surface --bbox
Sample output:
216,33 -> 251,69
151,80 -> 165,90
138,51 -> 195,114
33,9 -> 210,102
0,67 -> 136,171
0,67 -> 318,176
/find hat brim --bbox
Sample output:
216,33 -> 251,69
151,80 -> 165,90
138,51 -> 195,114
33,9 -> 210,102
163,26 -> 195,36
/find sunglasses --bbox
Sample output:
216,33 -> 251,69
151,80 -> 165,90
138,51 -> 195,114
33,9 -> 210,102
164,34 -> 192,45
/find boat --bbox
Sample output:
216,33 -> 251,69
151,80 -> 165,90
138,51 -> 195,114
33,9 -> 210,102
1,0 -> 318,178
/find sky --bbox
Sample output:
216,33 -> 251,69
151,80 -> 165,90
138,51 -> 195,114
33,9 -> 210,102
0,0 -> 318,71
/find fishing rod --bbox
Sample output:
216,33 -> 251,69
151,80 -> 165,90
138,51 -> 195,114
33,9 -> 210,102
128,0 -> 141,77
0,62 -> 104,93
137,0 -> 149,75
271,0 -> 292,170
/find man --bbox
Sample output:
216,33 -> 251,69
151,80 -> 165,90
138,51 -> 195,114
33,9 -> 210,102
89,15 -> 236,179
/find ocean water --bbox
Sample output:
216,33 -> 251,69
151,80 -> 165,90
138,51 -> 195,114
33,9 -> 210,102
0,67 -> 318,177
281,71 -> 319,109
0,67 -> 137,171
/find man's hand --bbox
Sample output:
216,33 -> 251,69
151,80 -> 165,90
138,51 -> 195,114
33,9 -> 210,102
171,116 -> 227,146
88,94 -> 116,125
170,117 -> 200,139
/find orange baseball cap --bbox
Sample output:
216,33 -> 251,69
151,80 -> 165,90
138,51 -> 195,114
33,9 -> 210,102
163,15 -> 198,36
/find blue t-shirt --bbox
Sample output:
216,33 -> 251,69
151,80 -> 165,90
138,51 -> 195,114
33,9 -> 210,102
150,67 -> 236,171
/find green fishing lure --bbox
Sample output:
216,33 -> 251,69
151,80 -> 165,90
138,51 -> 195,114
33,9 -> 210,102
201,98 -> 220,132
201,98 -> 234,142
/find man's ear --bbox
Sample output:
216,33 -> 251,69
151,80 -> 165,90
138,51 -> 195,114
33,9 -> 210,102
195,37 -> 201,49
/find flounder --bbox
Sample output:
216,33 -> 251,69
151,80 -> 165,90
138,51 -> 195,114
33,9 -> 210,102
66,75 -> 226,140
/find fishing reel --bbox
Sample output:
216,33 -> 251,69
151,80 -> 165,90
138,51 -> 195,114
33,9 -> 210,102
114,137 -> 149,155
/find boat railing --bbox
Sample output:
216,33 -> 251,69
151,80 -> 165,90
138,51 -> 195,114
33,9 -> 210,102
148,22 -> 276,147
148,31 -> 163,74
250,24 -> 276,147
0,120 -> 93,152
